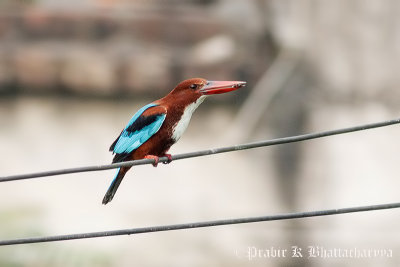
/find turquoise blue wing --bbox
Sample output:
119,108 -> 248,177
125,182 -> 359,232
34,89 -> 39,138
110,104 -> 166,161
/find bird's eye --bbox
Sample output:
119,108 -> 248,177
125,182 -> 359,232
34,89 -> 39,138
189,84 -> 198,90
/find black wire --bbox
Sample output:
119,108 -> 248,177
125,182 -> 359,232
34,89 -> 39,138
1,202 -> 399,246
1,118 -> 399,182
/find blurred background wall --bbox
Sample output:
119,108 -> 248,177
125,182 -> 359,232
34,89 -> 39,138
1,0 -> 400,266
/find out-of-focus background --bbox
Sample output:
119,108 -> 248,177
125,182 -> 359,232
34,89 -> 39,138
1,0 -> 400,266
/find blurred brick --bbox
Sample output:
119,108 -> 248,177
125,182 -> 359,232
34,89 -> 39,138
190,34 -> 235,66
60,48 -> 117,94
121,48 -> 172,93
0,51 -> 12,89
12,46 -> 58,90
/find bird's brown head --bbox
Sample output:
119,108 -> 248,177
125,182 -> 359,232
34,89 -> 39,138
164,78 -> 246,103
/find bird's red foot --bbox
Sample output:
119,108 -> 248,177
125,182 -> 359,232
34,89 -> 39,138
145,155 -> 160,167
162,154 -> 173,164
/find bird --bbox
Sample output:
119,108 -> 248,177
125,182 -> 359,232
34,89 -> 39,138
103,78 -> 246,204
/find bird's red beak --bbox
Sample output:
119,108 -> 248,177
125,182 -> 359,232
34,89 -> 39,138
200,80 -> 246,95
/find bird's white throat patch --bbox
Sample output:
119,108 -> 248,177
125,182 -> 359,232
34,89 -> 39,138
172,96 -> 207,142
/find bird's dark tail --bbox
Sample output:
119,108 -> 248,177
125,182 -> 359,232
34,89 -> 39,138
102,167 -> 128,205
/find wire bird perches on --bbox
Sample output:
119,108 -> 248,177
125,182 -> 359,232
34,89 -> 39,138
0,202 -> 399,246
1,117 -> 400,182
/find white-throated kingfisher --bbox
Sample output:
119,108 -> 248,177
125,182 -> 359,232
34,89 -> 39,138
103,78 -> 246,204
